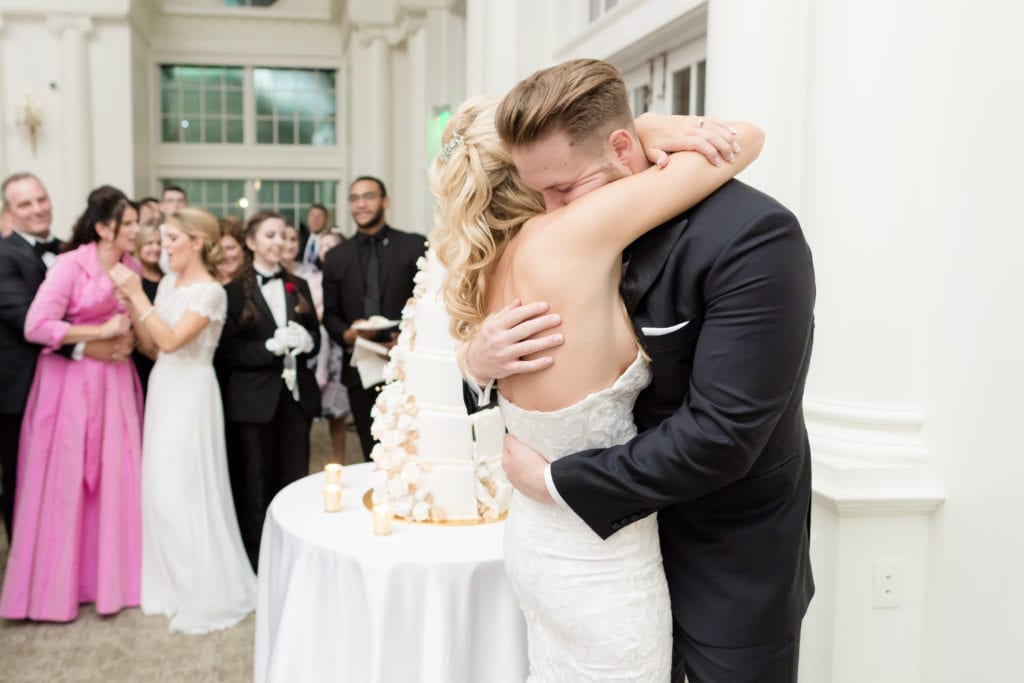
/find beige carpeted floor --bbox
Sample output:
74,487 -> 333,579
0,418 -> 365,683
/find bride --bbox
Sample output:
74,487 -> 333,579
431,95 -> 762,680
110,207 -> 256,634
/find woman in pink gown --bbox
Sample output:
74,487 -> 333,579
0,185 -> 143,621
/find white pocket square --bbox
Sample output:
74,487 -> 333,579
641,320 -> 690,337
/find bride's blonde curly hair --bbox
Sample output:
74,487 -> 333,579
430,96 -> 544,342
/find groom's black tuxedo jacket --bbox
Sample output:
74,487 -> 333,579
218,270 -> 321,423
0,233 -> 60,415
550,179 -> 816,648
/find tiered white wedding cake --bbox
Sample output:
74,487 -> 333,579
369,249 -> 512,523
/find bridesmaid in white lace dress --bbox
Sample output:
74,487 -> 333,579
110,207 -> 256,634
431,97 -> 762,679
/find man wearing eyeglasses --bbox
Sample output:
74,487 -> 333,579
322,176 -> 426,460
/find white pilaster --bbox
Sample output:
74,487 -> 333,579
463,0 -> 519,95
48,13 -> 94,216
706,0 -> 945,680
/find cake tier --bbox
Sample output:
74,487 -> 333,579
412,297 -> 458,354
403,350 -> 467,409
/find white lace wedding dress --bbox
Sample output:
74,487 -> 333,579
140,275 -> 256,634
499,352 -> 672,681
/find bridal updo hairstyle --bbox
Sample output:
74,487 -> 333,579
165,207 -> 224,276
430,96 -> 544,343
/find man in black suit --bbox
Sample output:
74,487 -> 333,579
467,60 -> 815,682
0,173 -> 133,540
322,176 -> 426,460
298,203 -> 331,268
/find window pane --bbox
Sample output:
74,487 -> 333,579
206,182 -> 224,203
204,90 -> 223,115
253,67 -> 337,147
256,95 -> 273,117
183,120 -> 201,143
277,119 -> 295,145
205,118 -> 223,143
182,89 -> 201,115
258,181 -> 274,204
298,182 -> 314,204
256,119 -> 274,144
278,182 -> 295,204
161,88 -> 178,115
672,67 -> 691,115
298,119 -> 315,145
225,118 -> 243,144
201,66 -> 223,87
161,117 -> 180,143
225,90 -> 243,117
312,119 -> 335,146
696,60 -> 706,116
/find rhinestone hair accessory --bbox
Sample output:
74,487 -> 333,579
439,131 -> 464,163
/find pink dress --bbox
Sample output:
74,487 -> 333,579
0,242 -> 144,621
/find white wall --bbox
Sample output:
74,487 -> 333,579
918,1 -> 1024,679
0,7 -> 134,236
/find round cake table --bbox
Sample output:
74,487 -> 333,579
254,462 -> 529,683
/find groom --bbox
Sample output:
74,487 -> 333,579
466,59 -> 815,682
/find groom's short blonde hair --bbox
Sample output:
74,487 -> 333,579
495,59 -> 634,152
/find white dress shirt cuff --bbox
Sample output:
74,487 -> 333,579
72,342 -> 86,361
544,464 -> 571,510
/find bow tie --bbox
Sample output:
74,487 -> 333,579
257,271 -> 283,286
33,239 -> 59,256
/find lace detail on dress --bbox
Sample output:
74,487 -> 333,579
499,352 -> 672,682
153,275 -> 227,365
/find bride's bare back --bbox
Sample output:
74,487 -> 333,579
488,220 -> 638,411
486,121 -> 764,411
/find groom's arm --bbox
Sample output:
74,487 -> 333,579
544,208 -> 815,539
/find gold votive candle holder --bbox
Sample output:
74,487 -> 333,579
372,504 -> 394,535
324,463 -> 343,487
323,484 -> 342,513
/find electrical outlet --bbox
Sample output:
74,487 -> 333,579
872,558 -> 902,608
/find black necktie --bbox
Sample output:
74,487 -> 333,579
359,233 -> 384,316
257,271 -> 283,286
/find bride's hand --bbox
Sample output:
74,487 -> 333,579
108,263 -> 143,298
635,112 -> 740,168
464,300 -> 563,382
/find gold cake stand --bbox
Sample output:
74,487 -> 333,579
362,489 -> 507,526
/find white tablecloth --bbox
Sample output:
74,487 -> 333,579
254,463 -> 528,683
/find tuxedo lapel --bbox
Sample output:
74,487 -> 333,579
620,217 -> 689,314
9,233 -> 47,288
251,273 -> 278,331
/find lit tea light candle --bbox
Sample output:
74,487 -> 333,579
324,463 -> 343,487
323,484 -> 342,513
372,504 -> 393,535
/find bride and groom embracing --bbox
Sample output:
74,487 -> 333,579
432,59 -> 815,682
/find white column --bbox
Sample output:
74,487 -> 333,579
48,14 -> 94,215
708,1 -> 944,681
464,0 -> 519,95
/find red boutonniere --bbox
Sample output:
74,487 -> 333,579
284,281 -> 296,294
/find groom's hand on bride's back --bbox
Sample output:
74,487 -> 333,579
465,299 -> 563,384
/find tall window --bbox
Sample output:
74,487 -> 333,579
256,180 -> 337,226
161,66 -> 244,144
162,179 -> 247,219
254,68 -> 337,146
159,65 -> 337,146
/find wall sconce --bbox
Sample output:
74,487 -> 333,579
15,88 -> 43,157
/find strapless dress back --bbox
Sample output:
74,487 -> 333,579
498,352 -> 672,682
